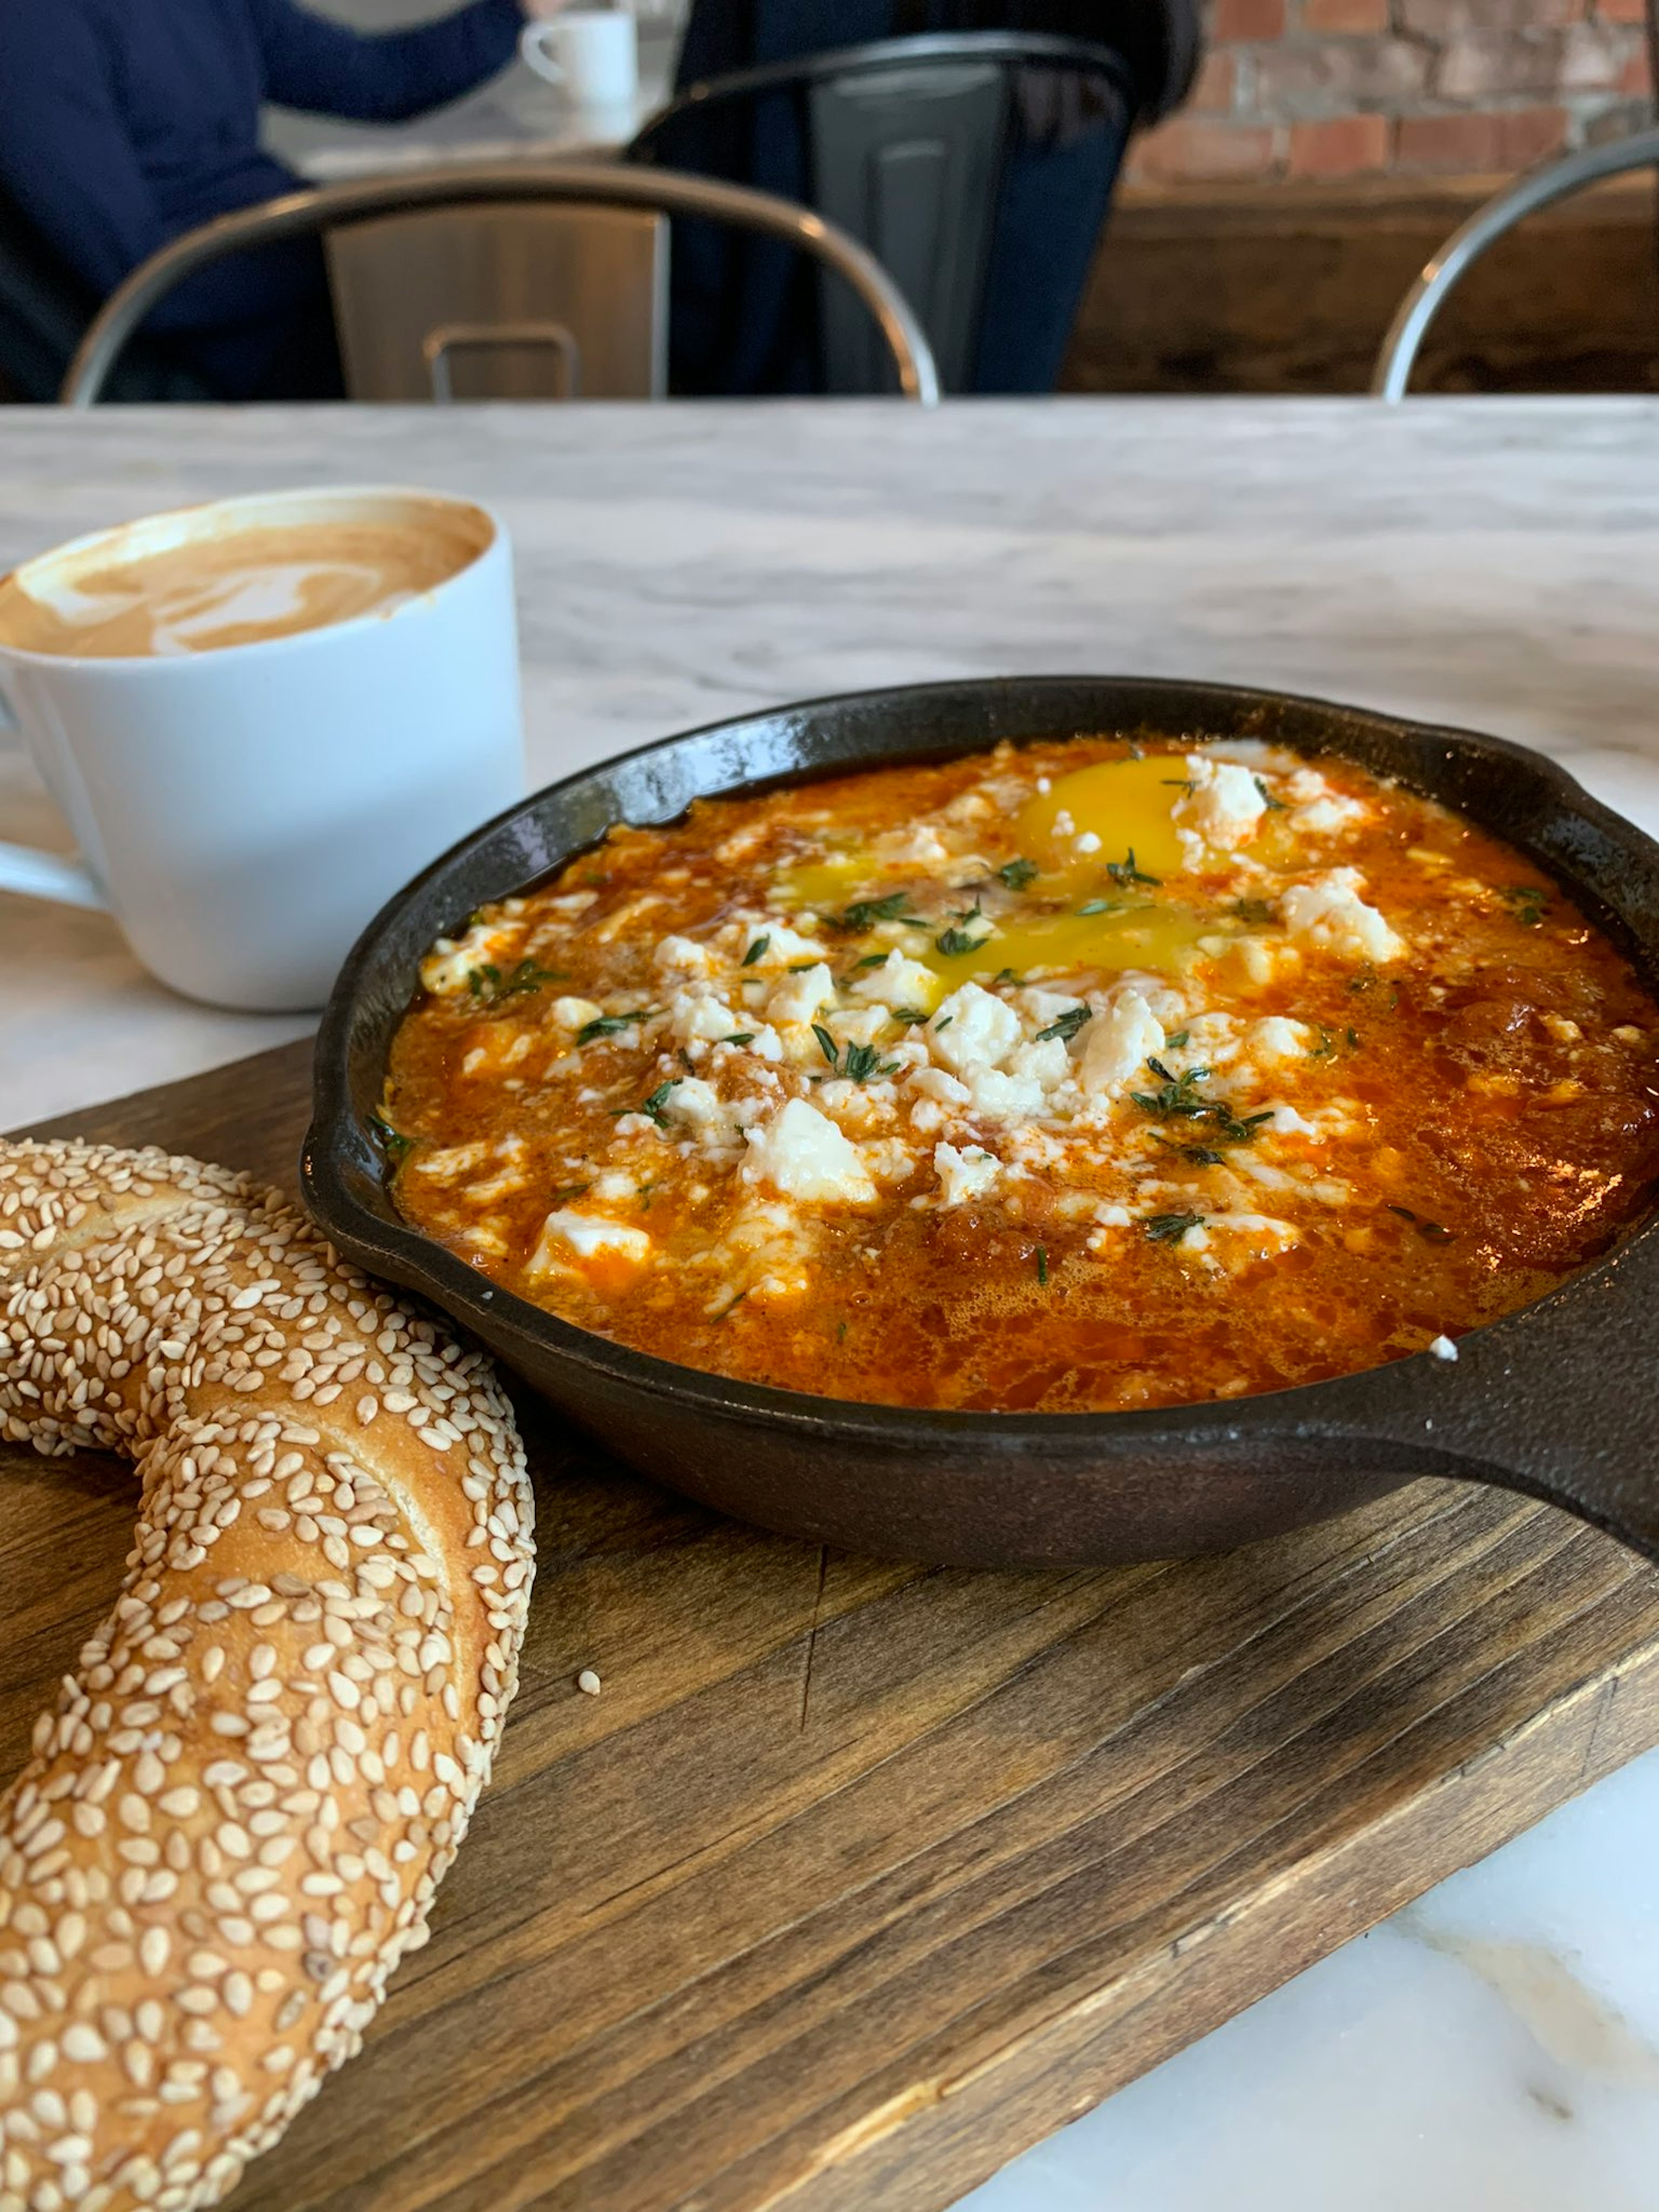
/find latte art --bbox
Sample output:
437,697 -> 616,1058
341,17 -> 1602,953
0,507 -> 490,659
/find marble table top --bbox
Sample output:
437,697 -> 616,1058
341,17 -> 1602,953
3,397 -> 1658,2209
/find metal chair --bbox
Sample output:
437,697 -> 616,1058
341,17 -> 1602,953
629,32 -> 1145,395
60,163 -> 939,408
1373,127 -> 1659,401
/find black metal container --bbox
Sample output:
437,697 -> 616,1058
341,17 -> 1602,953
303,677 -> 1659,1568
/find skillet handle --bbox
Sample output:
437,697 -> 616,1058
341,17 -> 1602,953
1308,1235 -> 1659,1565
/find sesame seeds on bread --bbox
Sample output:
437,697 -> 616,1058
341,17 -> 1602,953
0,1138 -> 534,2212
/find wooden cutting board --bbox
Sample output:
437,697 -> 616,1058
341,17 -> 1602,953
9,1039 -> 1659,2212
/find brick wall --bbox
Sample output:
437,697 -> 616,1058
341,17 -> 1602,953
1128,0 -> 1654,183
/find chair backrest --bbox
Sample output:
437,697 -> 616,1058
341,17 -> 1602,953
60,163 -> 939,408
325,203 -> 668,401
630,32 -> 1137,394
1373,126 -> 1659,400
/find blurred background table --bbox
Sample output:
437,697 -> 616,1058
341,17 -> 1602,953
267,8 -> 683,179
3,397 -> 1659,2211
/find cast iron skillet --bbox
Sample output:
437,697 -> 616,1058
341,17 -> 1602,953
303,677 -> 1659,1570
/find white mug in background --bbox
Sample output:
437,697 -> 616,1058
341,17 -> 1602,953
520,9 -> 640,107
0,487 -> 524,1013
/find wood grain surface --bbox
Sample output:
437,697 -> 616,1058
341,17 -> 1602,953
9,1038 -> 1659,2212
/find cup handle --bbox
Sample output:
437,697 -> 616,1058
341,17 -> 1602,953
520,23 -> 566,82
0,672 -> 107,909
0,842 -> 107,910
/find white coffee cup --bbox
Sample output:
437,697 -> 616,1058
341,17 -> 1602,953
521,9 -> 639,107
0,486 -> 524,1013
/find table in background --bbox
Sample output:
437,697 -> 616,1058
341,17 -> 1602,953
3,399 -> 1658,2212
267,13 -> 681,180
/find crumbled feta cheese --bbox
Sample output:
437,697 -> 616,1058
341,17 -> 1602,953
1074,830 -> 1102,855
825,1005 -> 891,1048
591,1172 -> 638,1201
850,949 -> 937,1011
1430,1333 -> 1459,1361
930,982 -> 1021,1077
934,1142 -> 1001,1207
1281,869 -> 1405,963
742,921 -> 829,966
961,1066 -> 1050,1122
654,934 -> 717,979
662,1077 -> 724,1129
668,988 -> 744,1047
741,1098 -> 877,1204
1296,795 -> 1368,835
766,962 -> 834,1027
1178,757 -> 1268,853
421,920 -> 514,996
1078,988 -> 1164,1098
529,1211 -> 654,1275
1247,1016 -> 1312,1066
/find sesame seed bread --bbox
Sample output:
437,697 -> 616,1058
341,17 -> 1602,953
0,1138 -> 534,2212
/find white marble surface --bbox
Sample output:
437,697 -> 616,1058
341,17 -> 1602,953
3,397 -> 1659,2207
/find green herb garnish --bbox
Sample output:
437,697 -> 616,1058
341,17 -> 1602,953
1076,899 -> 1123,918
1131,1058 -> 1271,1146
1232,897 -> 1275,926
370,1114 -> 413,1158
577,1010 -> 651,1046
640,1080 -> 682,1125
812,1022 -> 838,1066
721,1033 -> 756,1047
837,892 -> 920,933
999,858 -> 1039,890
1387,1205 -> 1454,1243
550,1180 -> 591,1206
936,923 -> 988,957
1107,848 -> 1161,889
1036,1245 -> 1049,1286
1502,885 -> 1548,928
1145,1211 -> 1205,1244
1162,776 -> 1197,795
466,959 -> 566,1006
993,967 -> 1023,988
742,934 -> 771,966
853,953 -> 888,970
1164,1028 -> 1191,1050
1309,1026 -> 1337,1062
1036,1005 -> 1093,1045
1255,775 -> 1287,813
892,1007 -> 931,1026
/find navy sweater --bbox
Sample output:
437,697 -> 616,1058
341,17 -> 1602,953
0,0 -> 524,396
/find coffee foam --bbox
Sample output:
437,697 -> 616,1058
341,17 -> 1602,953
0,502 -> 491,660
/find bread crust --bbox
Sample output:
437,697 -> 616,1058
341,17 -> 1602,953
0,1138 -> 534,2212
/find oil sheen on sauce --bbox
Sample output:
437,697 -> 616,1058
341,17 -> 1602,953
381,735 -> 1659,1414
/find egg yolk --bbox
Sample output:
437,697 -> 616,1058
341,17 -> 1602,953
1016,756 -> 1189,879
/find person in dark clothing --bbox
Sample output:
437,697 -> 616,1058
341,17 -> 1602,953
674,0 -> 1197,130
0,0 -> 545,399
646,0 -> 1200,396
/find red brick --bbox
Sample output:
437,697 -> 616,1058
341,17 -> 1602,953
1252,36 -> 1432,110
1619,43 -> 1652,88
1190,50 -> 1238,111
1300,0 -> 1390,29
1129,118 -> 1281,181
1287,113 -> 1392,172
1394,104 -> 1569,168
1213,0 -> 1287,40
1595,0 -> 1647,21
1435,27 -> 1569,96
1399,0 -> 1579,25
1561,18 -> 1643,83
